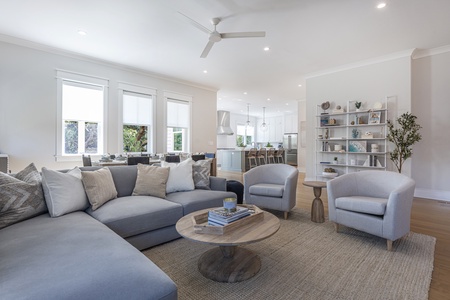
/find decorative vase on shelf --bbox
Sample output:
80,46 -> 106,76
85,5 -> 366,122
355,101 -> 362,112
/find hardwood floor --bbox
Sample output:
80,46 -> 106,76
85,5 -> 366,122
217,170 -> 450,299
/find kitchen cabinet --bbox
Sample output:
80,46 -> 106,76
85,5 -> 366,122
284,113 -> 298,133
217,150 -> 244,172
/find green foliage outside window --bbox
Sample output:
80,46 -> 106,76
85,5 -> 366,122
236,135 -> 244,147
65,121 -> 78,154
85,122 -> 98,153
123,125 -> 147,152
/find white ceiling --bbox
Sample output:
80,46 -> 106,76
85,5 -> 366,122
1,0 -> 450,118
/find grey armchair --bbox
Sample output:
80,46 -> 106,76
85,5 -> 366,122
327,170 -> 415,251
244,164 -> 298,219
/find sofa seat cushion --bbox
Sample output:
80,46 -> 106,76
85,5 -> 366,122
166,189 -> 237,215
0,212 -> 177,300
86,196 -> 183,238
249,183 -> 284,197
336,196 -> 388,215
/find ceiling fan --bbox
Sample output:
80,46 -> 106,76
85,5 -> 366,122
179,12 -> 266,58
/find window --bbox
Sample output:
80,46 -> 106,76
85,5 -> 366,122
122,90 -> 154,153
166,94 -> 191,153
56,70 -> 108,161
236,124 -> 255,146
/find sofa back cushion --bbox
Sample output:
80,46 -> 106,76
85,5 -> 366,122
80,166 -> 138,197
41,167 -> 89,217
132,164 -> 169,199
81,168 -> 118,210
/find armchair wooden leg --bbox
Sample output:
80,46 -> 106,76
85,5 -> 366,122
284,211 -> 289,220
387,239 -> 393,251
333,222 -> 340,232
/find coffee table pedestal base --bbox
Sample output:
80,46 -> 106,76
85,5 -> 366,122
198,246 -> 261,283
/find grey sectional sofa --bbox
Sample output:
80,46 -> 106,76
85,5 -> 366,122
0,165 -> 236,299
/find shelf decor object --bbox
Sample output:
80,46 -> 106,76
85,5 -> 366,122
349,141 -> 367,152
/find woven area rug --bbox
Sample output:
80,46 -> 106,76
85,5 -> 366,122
143,208 -> 435,300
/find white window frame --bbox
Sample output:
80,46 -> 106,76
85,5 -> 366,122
55,70 -> 109,162
164,91 -> 192,153
118,82 -> 157,154
236,124 -> 255,146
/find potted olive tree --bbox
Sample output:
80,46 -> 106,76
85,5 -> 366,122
386,112 -> 422,173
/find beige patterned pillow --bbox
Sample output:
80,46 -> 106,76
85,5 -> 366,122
192,159 -> 211,190
0,163 -> 47,229
132,164 -> 170,199
81,168 -> 118,210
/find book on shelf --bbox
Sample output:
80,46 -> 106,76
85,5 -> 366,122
363,155 -> 381,167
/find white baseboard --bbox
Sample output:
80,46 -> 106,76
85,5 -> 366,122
414,188 -> 450,202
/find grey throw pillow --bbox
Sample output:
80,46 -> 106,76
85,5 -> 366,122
81,168 -> 118,211
41,167 -> 89,217
132,164 -> 170,199
0,163 -> 47,229
192,159 -> 211,190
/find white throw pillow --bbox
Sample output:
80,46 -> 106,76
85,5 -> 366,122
162,158 -> 195,193
41,167 -> 89,217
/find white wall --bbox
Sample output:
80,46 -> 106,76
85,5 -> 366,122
412,50 -> 450,201
305,54 -> 412,179
0,40 -> 217,172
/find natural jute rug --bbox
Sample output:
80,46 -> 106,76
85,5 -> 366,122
143,208 -> 435,300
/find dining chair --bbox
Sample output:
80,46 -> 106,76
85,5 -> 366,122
165,155 -> 181,163
191,154 -> 206,162
82,154 -> 92,167
127,156 -> 150,165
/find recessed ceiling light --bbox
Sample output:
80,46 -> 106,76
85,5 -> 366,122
286,103 -> 289,106
203,70 -> 208,73
264,47 -> 270,51
77,30 -> 87,36
298,84 -> 302,87
243,92 -> 247,95
267,98 -> 271,101
377,2 -> 387,9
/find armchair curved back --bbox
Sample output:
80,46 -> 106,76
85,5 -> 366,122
244,164 -> 299,218
327,170 -> 416,244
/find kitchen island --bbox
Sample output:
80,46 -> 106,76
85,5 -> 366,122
217,149 -> 252,172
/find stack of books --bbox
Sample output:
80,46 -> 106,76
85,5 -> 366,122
208,206 -> 251,226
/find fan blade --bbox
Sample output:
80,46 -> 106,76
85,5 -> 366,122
221,31 -> 266,39
178,12 -> 211,34
200,41 -> 215,58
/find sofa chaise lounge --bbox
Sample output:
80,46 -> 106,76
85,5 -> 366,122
0,163 -> 236,299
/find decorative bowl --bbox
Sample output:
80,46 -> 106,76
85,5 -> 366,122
322,172 -> 338,178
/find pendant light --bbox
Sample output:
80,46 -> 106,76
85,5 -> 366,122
260,107 -> 268,132
246,104 -> 251,127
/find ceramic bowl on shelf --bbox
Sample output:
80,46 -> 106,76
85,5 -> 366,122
322,172 -> 338,178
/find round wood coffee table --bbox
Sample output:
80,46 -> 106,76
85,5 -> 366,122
176,208 -> 280,283
302,181 -> 327,223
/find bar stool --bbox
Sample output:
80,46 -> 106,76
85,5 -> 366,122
247,148 -> 258,169
266,148 -> 276,164
275,148 -> 285,163
256,148 -> 267,165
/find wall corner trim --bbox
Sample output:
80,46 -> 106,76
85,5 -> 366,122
412,44 -> 450,59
